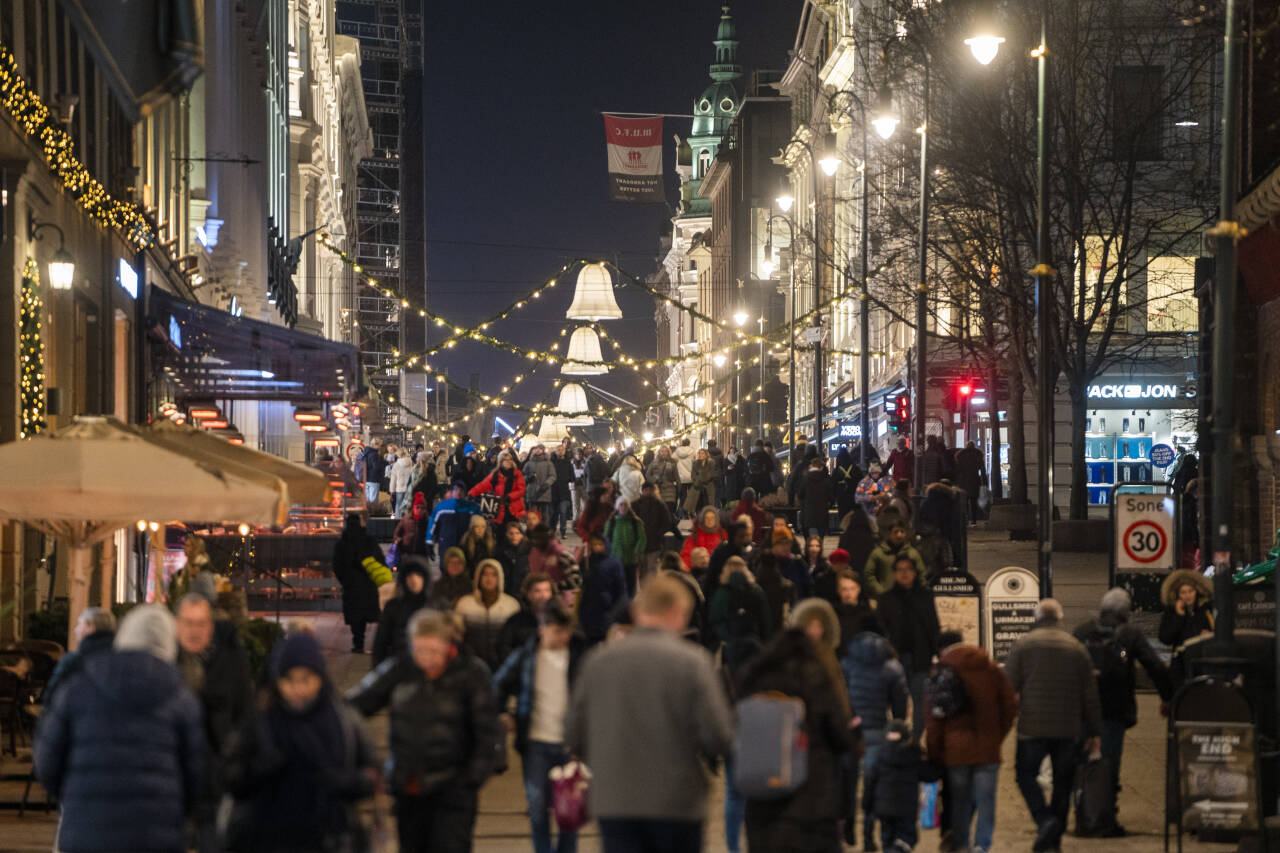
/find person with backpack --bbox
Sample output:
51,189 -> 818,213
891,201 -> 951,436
863,720 -> 940,853
1072,588 -> 1172,836
926,632 -> 1018,853
708,556 -> 771,668
832,447 -> 861,520
745,439 -> 776,499
734,602 -> 853,853
1005,599 -> 1102,853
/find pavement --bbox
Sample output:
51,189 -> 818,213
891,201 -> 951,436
0,523 -> 1243,852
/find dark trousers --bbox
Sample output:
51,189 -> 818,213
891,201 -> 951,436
349,620 -> 368,652
550,498 -> 573,537
522,741 -> 577,853
1100,719 -> 1127,818
1015,736 -> 1079,843
396,787 -> 478,853
598,818 -> 701,853
666,502 -> 681,534
880,814 -> 919,851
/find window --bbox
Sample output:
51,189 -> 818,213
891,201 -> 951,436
1112,66 -> 1164,161
697,149 -> 711,177
1083,236 -> 1128,332
1145,254 -> 1197,332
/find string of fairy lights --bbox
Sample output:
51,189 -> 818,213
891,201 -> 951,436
19,259 -> 47,439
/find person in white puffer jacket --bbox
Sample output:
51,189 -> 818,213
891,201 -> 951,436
388,453 -> 414,515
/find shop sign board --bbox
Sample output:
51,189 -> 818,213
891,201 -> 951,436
1087,382 -> 1182,400
1175,722 -> 1258,832
838,422 -> 862,438
1114,492 -> 1177,572
1150,443 -> 1176,468
983,566 -> 1040,664
1233,585 -> 1276,631
932,570 -> 982,648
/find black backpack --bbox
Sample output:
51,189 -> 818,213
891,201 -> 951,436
1084,628 -> 1129,691
926,662 -> 970,720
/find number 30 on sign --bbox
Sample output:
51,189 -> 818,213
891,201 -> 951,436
1114,494 -> 1177,571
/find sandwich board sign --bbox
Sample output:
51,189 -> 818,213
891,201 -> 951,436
983,566 -> 1040,664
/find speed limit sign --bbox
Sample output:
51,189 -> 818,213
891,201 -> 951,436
1113,492 -> 1177,572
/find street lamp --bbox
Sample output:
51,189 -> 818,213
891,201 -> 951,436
29,216 -> 76,290
964,34 -> 1005,66
818,132 -> 842,177
871,85 -> 900,140
765,212 -> 798,464
776,193 -> 795,213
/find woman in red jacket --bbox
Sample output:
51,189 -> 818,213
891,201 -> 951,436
680,507 -> 728,570
469,453 -> 526,524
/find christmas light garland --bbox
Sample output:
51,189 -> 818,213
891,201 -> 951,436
19,259 -> 47,438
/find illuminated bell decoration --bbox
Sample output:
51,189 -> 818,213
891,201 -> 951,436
561,326 -> 608,375
565,263 -> 622,321
556,383 -> 595,426
535,415 -> 572,443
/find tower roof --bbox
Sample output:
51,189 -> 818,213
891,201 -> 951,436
691,5 -> 741,139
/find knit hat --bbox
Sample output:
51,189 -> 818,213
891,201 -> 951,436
829,548 -> 851,565
772,528 -> 794,546
190,572 -> 218,605
114,604 -> 178,663
271,631 -> 328,680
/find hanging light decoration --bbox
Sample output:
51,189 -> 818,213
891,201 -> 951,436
556,382 -> 595,425
535,414 -> 572,444
565,262 -> 622,321
561,326 -> 609,375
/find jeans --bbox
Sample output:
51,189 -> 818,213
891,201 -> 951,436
906,669 -> 928,736
947,763 -> 1000,852
1099,719 -> 1127,818
522,741 -> 577,853
551,499 -> 573,537
724,755 -> 745,853
880,815 -> 918,851
598,818 -> 701,853
860,734 -> 887,841
1014,737 -> 1079,844
364,481 -> 380,504
396,786 -> 479,853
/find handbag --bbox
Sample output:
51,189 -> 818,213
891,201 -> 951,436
550,760 -> 592,833
977,484 -> 992,513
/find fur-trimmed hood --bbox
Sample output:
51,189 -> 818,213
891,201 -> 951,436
1162,569 -> 1211,607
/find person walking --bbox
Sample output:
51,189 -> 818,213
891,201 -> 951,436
687,448 -> 718,516
864,524 -> 926,598
884,438 -> 915,487
1005,599 -> 1102,853
372,556 -> 431,665
1073,588 -> 1173,835
332,513 -> 384,653
347,609 -> 504,853
612,453 -> 645,505
1158,569 -> 1214,647
730,487 -> 769,546
455,558 -> 522,672
469,452 -> 528,525
705,521 -> 757,604
494,598 -> 588,853
837,505 -> 879,584
35,604 -> 204,853
432,547 -> 475,609
674,439 -> 696,515
799,456 -> 835,536
390,450 -> 415,515
737,600 -> 853,853
576,533 -> 629,644
767,527 -> 814,600
926,634 -> 1018,853
953,441 -> 987,523
646,445 -> 681,529
574,486 -> 615,546
745,439 -> 776,499
874,556 -> 940,735
459,513 -> 498,570
426,483 -> 483,556
42,606 -> 115,706
604,497 -> 647,595
358,438 -> 387,508
707,555 -> 771,668
832,566 -> 876,651
856,463 -> 886,516
631,481 -> 672,581
566,576 -> 734,853
681,507 -> 728,571
550,445 -> 576,540
864,720 -> 936,853
222,631 -> 376,853
394,492 -> 429,563
497,571 -> 557,664
523,444 -> 558,522
832,446 -> 861,521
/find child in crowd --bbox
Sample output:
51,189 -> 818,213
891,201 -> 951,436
864,720 -> 939,853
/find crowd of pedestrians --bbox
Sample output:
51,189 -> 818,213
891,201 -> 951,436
28,431 -> 1211,853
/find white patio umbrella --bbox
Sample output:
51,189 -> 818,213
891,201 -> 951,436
0,416 -> 284,649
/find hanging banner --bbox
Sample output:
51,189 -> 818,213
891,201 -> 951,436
603,114 -> 663,202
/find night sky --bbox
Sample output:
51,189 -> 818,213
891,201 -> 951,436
424,0 -> 803,425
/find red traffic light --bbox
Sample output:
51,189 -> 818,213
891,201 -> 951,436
958,383 -> 973,397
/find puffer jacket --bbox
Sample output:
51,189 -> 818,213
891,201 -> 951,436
925,644 -> 1017,767
455,562 -> 522,671
613,457 -> 645,504
522,452 -> 557,504
840,632 -> 909,733
468,468 -> 527,523
864,540 -> 926,597
866,730 -> 937,819
578,552 -> 629,642
372,560 -> 431,665
605,512 -> 647,566
346,651 -> 503,795
389,455 -> 414,495
1158,568 -> 1214,647
35,650 -> 205,853
680,523 -> 728,570
674,445 -> 696,484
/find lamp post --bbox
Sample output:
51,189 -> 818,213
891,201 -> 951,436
765,211 -> 797,464
968,11 -> 1056,595
29,215 -> 77,290
757,315 -> 766,433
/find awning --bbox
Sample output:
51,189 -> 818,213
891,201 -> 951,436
149,286 -> 362,403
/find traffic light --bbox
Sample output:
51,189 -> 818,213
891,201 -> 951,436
943,381 -> 976,412
887,392 -> 910,431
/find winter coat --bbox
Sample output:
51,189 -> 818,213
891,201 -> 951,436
841,632 -> 910,733
431,556 -> 475,610
708,572 -> 772,665
739,630 -> 853,823
753,560 -> 796,640
495,607 -> 539,666
578,552 -> 629,642
425,497 -> 482,551
35,650 -> 205,853
838,508 -> 879,577
885,447 -> 915,484
799,467 -> 834,534
835,603 -> 877,654
493,633 -> 588,754
954,446 -> 986,494
875,578 -> 941,673
920,444 -> 953,485
469,467 -> 527,523
522,453 -> 557,504
358,446 -> 386,485
864,540 -> 926,597
613,457 -> 645,505
1158,569 -> 1214,647
550,453 -> 575,503
1004,624 -> 1102,740
332,531 -> 383,625
42,629 -> 114,708
455,569 -> 522,672
389,456 -> 414,495
393,512 -> 425,559
496,538 -> 532,597
686,458 -> 717,511
646,456 -> 680,503
528,541 -> 572,585
865,734 -> 937,819
347,650 -> 503,795
831,452 -> 861,518
745,448 -> 776,497
730,500 -> 769,546
1073,615 -> 1172,727
680,524 -> 728,570
372,567 -> 431,666
222,693 -> 374,853
631,495 -> 672,553
925,644 -> 1017,767
674,445 -> 696,484
777,555 -> 815,601
604,512 -> 647,566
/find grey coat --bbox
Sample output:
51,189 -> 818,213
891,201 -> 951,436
566,627 -> 733,821
1004,624 -> 1102,740
522,454 -> 557,504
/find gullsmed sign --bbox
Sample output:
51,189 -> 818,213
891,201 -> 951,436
603,114 -> 663,202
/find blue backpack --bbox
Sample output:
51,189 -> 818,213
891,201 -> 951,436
733,692 -> 809,798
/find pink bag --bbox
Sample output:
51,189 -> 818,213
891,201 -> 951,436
550,760 -> 591,833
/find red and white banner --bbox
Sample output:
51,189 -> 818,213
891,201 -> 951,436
603,114 -> 663,202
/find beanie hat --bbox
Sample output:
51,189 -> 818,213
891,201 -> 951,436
829,548 -> 851,564
114,604 -> 178,663
772,528 -> 794,546
271,631 -> 328,680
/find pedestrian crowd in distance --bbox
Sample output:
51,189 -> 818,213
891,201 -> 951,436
29,431 -> 1219,853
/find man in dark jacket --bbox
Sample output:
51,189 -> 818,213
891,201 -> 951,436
874,556 -> 940,735
632,481 -> 673,580
348,608 -> 503,853
550,446 -> 576,539
798,457 -> 834,536
372,556 -> 431,665
359,438 -> 387,507
953,441 -> 987,522
705,521 -> 756,604
767,528 -> 813,600
496,571 -> 556,664
706,439 -> 727,507
1073,588 -> 1173,835
578,533 -> 629,644
36,604 -> 204,853
1005,599 -> 1102,853
496,521 -> 533,597
43,606 -> 115,706
333,513 -> 383,652
176,593 -> 254,853
494,598 -> 588,853
745,440 -> 776,498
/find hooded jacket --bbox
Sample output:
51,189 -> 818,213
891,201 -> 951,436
35,647 -> 204,853
522,450 -> 557,504
1158,569 -> 1214,647
431,547 -> 475,609
925,644 -> 1017,767
673,444 -> 696,484
841,631 -> 910,733
612,456 -> 645,504
865,724 -> 938,819
372,559 -> 432,665
680,519 -> 728,570
454,560 -> 522,671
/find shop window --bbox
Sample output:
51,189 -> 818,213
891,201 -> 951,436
1082,235 -> 1127,333
1145,253 -> 1197,332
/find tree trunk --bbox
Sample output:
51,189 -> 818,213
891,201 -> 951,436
1007,358 -> 1029,504
1068,384 -> 1089,520
988,360 -> 1003,500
